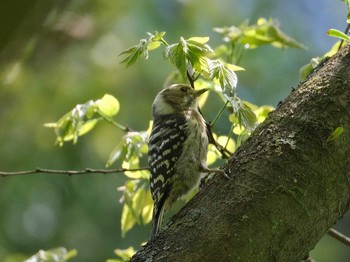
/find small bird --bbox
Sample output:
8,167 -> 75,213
148,83 -> 216,238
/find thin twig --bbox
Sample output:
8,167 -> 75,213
328,228 -> 350,247
186,69 -> 232,159
0,167 -> 150,177
338,23 -> 350,51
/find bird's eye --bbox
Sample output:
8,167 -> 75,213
180,87 -> 188,93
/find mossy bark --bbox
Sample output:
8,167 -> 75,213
132,44 -> 350,261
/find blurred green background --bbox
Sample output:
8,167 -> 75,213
0,0 -> 349,261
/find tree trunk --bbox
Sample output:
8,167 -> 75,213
131,44 -> 350,261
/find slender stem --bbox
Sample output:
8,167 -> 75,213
101,116 -> 133,132
187,70 -> 195,89
235,43 -> 246,65
224,123 -> 234,150
338,24 -> 350,51
0,167 -> 150,177
328,228 -> 350,247
160,37 -> 169,47
229,42 -> 235,64
211,101 -> 229,128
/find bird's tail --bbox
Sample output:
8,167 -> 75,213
151,204 -> 165,238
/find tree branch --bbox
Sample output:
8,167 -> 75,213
0,167 -> 149,177
328,228 -> 350,248
131,45 -> 350,261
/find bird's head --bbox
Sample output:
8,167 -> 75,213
152,84 -> 208,116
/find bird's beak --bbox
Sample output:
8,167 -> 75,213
195,88 -> 209,97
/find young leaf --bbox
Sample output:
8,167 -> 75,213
113,247 -> 136,262
121,204 -> 137,237
209,59 -> 239,93
132,185 -> 150,223
164,36 -> 213,78
141,190 -> 153,224
215,18 -> 305,49
326,127 -> 344,142
24,247 -> 77,262
45,94 -> 121,146
106,131 -> 148,167
96,94 -> 120,119
327,29 -> 350,42
119,31 -> 166,66
228,99 -> 257,131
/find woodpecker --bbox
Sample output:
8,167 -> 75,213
148,83 -> 214,237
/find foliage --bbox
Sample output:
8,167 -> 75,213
106,247 -> 136,262
23,248 -> 77,262
45,94 -> 120,146
45,17 -> 304,260
326,127 -> 344,142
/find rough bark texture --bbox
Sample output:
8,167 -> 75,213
132,45 -> 350,261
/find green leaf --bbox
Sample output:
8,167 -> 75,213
228,99 -> 257,131
24,247 -> 77,262
121,158 -> 149,179
120,204 -> 136,237
188,36 -> 209,44
141,189 -> 153,224
106,131 -> 148,167
207,144 -> 220,166
113,247 -> 136,262
164,36 -> 213,78
342,0 -> 350,23
119,31 -> 166,66
96,94 -> 120,119
326,127 -> 344,142
327,29 -> 350,42
299,41 -> 341,81
254,105 -> 274,123
238,101 -> 258,131
209,59 -> 239,95
215,18 -> 305,49
132,185 -> 148,223
45,94 -> 121,146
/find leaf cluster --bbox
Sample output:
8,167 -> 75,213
45,18 -> 304,260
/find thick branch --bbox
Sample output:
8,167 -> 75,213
132,45 -> 350,261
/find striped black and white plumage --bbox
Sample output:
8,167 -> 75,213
148,84 -> 210,237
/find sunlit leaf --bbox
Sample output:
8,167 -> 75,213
209,59 -> 238,95
141,190 -> 154,224
188,36 -> 209,44
106,142 -> 127,167
207,148 -> 219,166
232,125 -> 245,135
345,0 -> 350,23
225,63 -> 245,72
299,41 -> 341,81
121,204 -> 136,237
237,101 -> 258,131
327,29 -> 350,42
164,36 -> 213,78
45,94 -> 123,146
24,247 -> 77,262
215,18 -> 305,49
106,131 -> 149,167
255,105 -> 274,123
96,94 -> 120,118
119,31 -> 166,66
326,127 -> 344,142
132,185 -> 151,224
113,247 -> 136,262
217,135 -> 236,152
228,99 -> 257,131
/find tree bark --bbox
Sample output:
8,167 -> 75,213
131,44 -> 350,261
